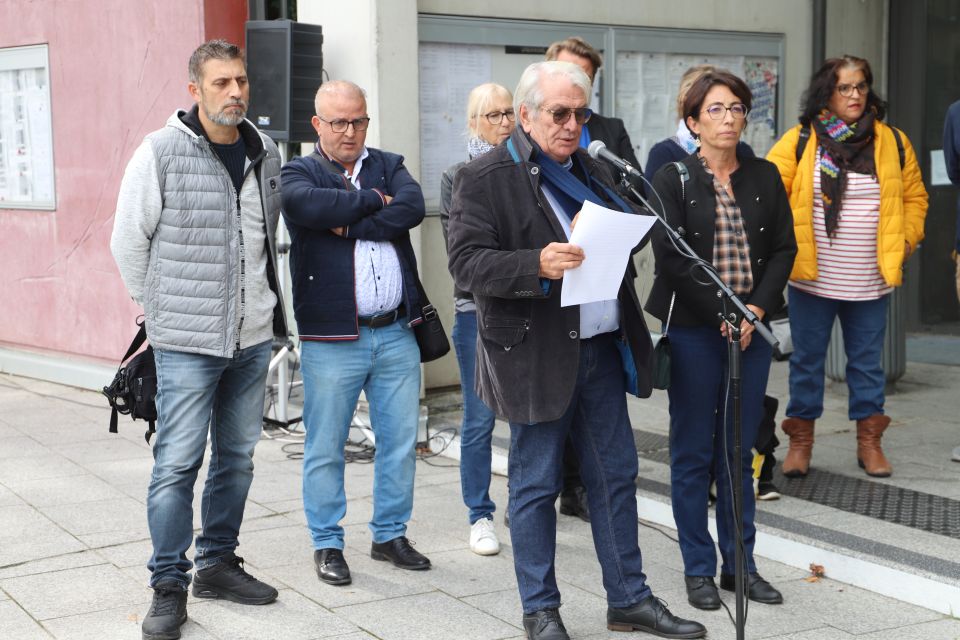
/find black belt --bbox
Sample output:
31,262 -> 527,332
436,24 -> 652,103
358,304 -> 405,328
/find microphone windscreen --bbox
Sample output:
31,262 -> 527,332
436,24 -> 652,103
586,139 -> 606,159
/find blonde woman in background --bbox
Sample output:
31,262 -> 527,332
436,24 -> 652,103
439,83 -> 515,556
645,64 -> 757,178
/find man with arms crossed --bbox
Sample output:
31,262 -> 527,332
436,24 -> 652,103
281,80 -> 431,588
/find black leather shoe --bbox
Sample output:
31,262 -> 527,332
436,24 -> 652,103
559,486 -> 590,522
522,608 -> 570,640
607,595 -> 706,638
192,553 -> 278,605
142,581 -> 187,640
370,536 -> 431,570
720,572 -> 783,604
314,548 -> 351,585
684,575 -> 721,610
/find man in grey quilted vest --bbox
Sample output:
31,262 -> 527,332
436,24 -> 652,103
111,40 -> 286,640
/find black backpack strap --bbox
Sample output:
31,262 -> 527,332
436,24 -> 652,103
890,126 -> 905,170
309,150 -> 358,192
145,420 -> 156,444
110,407 -> 119,434
796,126 -> 812,163
121,323 -> 148,364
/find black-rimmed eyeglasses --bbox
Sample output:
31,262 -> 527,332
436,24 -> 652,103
836,82 -> 869,97
317,116 -> 371,133
483,109 -> 516,125
701,103 -> 749,120
540,106 -> 592,125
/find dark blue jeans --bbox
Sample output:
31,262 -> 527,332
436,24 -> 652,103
452,310 -> 497,524
667,325 -> 772,577
786,286 -> 888,421
508,332 -> 651,613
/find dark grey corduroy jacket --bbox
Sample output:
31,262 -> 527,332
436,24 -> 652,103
446,128 -> 653,425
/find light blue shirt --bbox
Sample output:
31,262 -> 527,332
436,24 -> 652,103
343,148 -> 404,317
539,158 -> 620,339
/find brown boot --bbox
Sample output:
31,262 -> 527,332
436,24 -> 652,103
857,414 -> 892,477
781,418 -> 815,477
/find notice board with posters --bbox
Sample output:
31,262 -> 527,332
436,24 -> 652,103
0,44 -> 55,210
615,52 -> 780,169
417,15 -> 784,210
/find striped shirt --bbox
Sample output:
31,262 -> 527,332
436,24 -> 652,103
791,151 -> 891,301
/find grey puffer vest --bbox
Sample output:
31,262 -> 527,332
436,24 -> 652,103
143,113 -> 286,357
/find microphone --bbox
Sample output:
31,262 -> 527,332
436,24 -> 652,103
587,140 -> 643,178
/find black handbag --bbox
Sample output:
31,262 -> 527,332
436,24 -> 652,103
412,276 -> 450,363
650,292 -> 674,390
102,320 -> 158,443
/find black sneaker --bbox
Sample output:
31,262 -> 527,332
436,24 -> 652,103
757,480 -> 781,501
142,581 -> 187,640
192,553 -> 278,605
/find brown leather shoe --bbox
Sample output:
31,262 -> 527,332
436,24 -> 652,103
781,418 -> 815,477
857,414 -> 892,477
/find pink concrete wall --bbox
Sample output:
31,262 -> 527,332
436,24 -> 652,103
0,0 -> 246,364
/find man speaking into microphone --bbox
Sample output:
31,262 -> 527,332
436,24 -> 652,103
545,37 -> 646,524
446,60 -> 706,640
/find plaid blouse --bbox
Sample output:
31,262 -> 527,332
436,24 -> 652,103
700,156 -> 753,296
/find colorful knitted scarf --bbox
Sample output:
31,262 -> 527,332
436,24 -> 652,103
813,109 -> 876,237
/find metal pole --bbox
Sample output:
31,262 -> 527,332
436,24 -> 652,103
729,324 -> 745,640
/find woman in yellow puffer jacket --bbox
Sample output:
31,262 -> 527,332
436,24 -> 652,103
767,55 -> 927,479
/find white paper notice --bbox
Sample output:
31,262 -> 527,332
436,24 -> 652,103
931,149 -> 951,186
561,201 -> 657,307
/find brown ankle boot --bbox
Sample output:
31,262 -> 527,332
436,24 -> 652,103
781,418 -> 815,477
857,414 -> 892,477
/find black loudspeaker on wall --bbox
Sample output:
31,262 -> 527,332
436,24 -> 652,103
245,20 -> 324,143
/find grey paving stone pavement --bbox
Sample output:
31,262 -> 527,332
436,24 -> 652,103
1,369 -> 959,639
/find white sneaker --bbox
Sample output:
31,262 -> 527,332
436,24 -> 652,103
952,446 -> 960,462
469,517 -> 500,556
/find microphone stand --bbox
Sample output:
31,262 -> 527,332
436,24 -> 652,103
617,170 -> 778,640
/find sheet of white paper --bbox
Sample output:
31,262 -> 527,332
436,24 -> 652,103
930,149 -> 951,186
560,201 -> 657,307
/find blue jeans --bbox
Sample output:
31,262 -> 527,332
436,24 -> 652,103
667,325 -> 772,577
786,286 -> 888,421
508,332 -> 651,613
452,310 -> 497,524
147,339 -> 272,588
300,321 -> 421,550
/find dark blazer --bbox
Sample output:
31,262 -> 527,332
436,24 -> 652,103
446,128 -> 653,425
587,113 -> 640,168
587,113 -> 645,196
281,148 -> 426,339
644,153 -> 796,328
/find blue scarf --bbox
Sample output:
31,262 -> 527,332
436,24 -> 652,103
530,145 -> 632,216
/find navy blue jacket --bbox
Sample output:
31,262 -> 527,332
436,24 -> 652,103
281,147 -> 426,339
645,137 -> 755,182
943,100 -> 960,252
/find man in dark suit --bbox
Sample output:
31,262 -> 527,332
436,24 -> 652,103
446,60 -> 705,640
544,36 -> 645,521
546,36 -> 642,176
